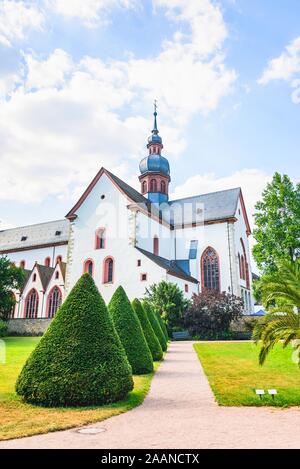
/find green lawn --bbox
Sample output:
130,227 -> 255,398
0,337 -> 160,440
194,341 -> 300,407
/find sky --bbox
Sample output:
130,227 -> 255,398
0,0 -> 299,255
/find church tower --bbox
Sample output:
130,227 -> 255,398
139,103 -> 170,204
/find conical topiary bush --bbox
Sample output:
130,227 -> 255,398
132,298 -> 163,362
156,311 -> 169,341
142,301 -> 167,352
16,274 -> 133,406
108,286 -> 153,374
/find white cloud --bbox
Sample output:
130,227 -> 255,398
258,36 -> 300,103
0,1 -> 44,47
24,49 -> 74,90
259,37 -> 300,84
48,0 -> 137,27
0,0 -> 236,204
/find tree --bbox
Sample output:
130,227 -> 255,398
184,290 -> 244,340
132,298 -> 163,361
144,281 -> 190,330
252,259 -> 300,365
0,256 -> 25,320
142,300 -> 167,352
155,311 -> 169,341
16,274 -> 133,406
253,172 -> 300,274
108,286 -> 153,374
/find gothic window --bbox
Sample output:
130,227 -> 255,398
24,289 -> 39,319
161,180 -> 166,193
83,259 -> 94,277
142,181 -> 147,194
201,247 -> 220,292
47,286 -> 62,318
103,257 -> 114,283
95,228 -> 105,249
44,257 -> 51,267
153,236 -> 159,256
150,179 -> 157,192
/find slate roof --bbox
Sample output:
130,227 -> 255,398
105,169 -> 150,206
168,188 -> 241,226
135,247 -> 199,284
59,261 -> 67,281
37,264 -> 55,291
0,219 -> 69,253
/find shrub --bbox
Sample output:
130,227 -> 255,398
184,290 -> 244,340
132,299 -> 163,362
16,274 -> 133,406
155,311 -> 169,341
144,280 -> 190,330
109,286 -> 153,374
142,301 -> 167,352
0,319 -> 8,337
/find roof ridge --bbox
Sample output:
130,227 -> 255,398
169,186 -> 241,203
0,218 -> 67,233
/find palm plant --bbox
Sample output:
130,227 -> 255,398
252,259 -> 300,366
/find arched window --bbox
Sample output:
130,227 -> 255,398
56,255 -> 62,264
44,257 -> 51,267
47,286 -> 62,318
161,180 -> 166,193
153,236 -> 159,256
95,228 -> 105,249
240,255 -> 245,279
20,260 -> 25,269
201,247 -> 220,292
142,180 -> 147,194
83,259 -> 94,277
150,179 -> 157,192
103,257 -> 114,284
24,289 -> 39,319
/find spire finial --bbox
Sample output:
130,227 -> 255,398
153,99 -> 158,134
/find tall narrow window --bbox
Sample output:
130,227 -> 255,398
24,289 -> 39,319
142,181 -> 147,194
83,259 -> 94,277
201,247 -> 220,292
103,257 -> 114,283
95,228 -> 105,249
56,255 -> 62,264
47,286 -> 62,318
161,180 -> 166,193
20,260 -> 25,269
153,236 -> 159,256
44,257 -> 51,267
240,255 -> 245,280
150,179 -> 157,192
240,238 -> 250,289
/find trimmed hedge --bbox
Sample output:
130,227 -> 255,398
16,274 -> 133,406
156,311 -> 169,341
109,286 -> 153,374
132,299 -> 163,362
142,301 -> 167,352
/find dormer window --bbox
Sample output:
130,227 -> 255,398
55,230 -> 61,236
21,236 -> 27,241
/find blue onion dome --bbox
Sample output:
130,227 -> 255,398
139,154 -> 170,176
148,133 -> 162,145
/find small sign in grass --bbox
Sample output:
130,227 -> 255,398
194,342 -> 300,407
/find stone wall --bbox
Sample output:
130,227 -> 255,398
7,319 -> 52,336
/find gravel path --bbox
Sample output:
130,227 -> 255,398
1,341 -> 300,449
